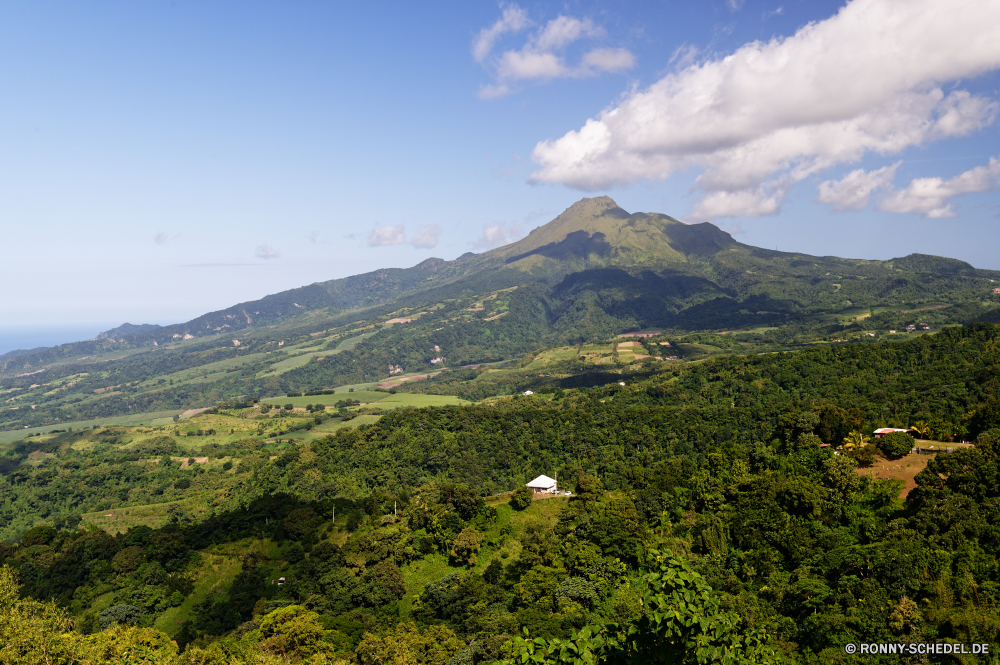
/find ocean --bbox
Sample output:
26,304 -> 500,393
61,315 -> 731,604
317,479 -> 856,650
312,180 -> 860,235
0,325 -> 119,357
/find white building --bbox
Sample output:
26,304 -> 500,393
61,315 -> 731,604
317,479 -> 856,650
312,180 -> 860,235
526,474 -> 558,493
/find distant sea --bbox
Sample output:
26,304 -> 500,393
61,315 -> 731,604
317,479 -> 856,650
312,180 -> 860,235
0,325 -> 119,357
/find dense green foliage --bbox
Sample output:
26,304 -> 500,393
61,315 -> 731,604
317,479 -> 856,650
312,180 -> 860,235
3,323 -> 1000,663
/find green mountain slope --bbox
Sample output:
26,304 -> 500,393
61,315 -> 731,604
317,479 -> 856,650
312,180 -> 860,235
2,197 -> 1000,431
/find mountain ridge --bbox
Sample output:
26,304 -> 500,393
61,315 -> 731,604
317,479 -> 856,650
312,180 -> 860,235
2,196 -> 999,373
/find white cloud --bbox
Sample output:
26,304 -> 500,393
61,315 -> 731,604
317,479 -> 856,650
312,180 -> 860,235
367,225 -> 406,247
530,0 -> 1000,220
878,156 -> 1000,218
581,48 -> 635,74
534,16 -> 601,51
816,162 -> 900,212
473,221 -> 523,249
688,181 -> 791,222
474,7 -> 634,97
727,0 -> 745,10
497,50 -> 568,80
473,4 -> 531,63
255,244 -> 280,260
410,224 -> 441,249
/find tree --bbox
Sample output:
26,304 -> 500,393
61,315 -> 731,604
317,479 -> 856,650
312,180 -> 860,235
112,546 -> 146,575
912,420 -> 931,440
506,550 -> 780,664
510,485 -> 533,511
573,474 -> 604,505
483,558 -> 504,585
449,527 -> 484,567
99,604 -> 142,629
842,429 -> 870,451
877,431 -> 914,459
254,605 -> 331,660
356,621 -> 464,665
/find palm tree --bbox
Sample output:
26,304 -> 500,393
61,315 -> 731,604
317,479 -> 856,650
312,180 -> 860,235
843,429 -> 870,451
912,421 -> 931,440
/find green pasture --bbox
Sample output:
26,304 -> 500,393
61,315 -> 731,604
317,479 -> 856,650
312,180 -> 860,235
0,410 -> 185,445
374,394 -> 470,409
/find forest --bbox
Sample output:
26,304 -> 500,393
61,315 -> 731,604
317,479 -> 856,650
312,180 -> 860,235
2,323 -> 1000,663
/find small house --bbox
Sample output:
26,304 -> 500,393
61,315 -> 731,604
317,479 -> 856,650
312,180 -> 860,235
526,474 -> 558,494
873,427 -> 917,438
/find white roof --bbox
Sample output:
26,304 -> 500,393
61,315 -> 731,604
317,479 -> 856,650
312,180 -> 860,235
526,474 -> 557,489
874,427 -> 913,434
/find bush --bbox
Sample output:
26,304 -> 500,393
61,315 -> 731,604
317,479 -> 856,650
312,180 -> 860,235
98,604 -> 142,629
877,432 -> 914,459
510,485 -> 533,511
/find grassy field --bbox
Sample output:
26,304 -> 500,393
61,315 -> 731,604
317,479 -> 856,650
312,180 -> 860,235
0,410 -> 185,445
373,394 -> 470,409
80,495 -> 207,534
257,352 -> 325,377
154,552 -> 244,636
262,391 -> 470,410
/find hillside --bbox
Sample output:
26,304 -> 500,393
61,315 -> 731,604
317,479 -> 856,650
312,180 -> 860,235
2,197 -> 1000,435
2,323 -> 1000,663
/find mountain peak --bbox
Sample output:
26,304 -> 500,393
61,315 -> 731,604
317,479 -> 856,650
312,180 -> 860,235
96,323 -> 161,340
493,196 -> 734,269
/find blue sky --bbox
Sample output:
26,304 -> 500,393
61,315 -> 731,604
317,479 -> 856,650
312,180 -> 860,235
2,0 -> 998,338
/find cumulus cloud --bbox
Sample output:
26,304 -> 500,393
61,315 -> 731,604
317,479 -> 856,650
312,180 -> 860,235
816,162 -> 901,212
530,0 -> 1000,221
878,156 -> 1000,218
255,244 -> 280,260
475,6 -> 634,97
367,225 -> 406,247
410,224 -> 442,249
473,221 -> 523,249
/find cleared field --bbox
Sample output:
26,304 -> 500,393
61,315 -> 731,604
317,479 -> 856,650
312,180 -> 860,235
81,495 -> 209,534
140,352 -> 272,388
332,331 -> 378,351
374,394 -> 470,409
310,414 -> 381,433
856,453 -> 931,498
257,351 -> 324,376
262,391 -> 389,407
0,410 -> 183,444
